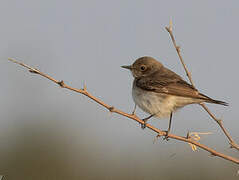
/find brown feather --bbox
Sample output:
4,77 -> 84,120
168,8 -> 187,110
135,67 -> 228,106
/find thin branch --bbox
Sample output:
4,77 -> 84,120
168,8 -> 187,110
165,22 -> 239,151
8,58 -> 239,164
165,28 -> 195,88
201,103 -> 239,150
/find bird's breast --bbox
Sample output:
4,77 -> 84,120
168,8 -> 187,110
132,81 -> 198,118
132,82 -> 173,118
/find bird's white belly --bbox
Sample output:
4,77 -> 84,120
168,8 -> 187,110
132,85 -> 197,118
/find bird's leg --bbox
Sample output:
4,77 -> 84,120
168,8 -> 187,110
132,104 -> 137,115
141,114 -> 155,129
164,112 -> 173,141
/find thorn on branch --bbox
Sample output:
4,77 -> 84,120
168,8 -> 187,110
57,80 -> 65,87
169,18 -> 173,31
83,83 -> 87,91
109,106 -> 115,112
165,27 -> 170,32
176,46 -> 181,52
210,152 -> 217,157
230,142 -> 235,148
29,69 -> 39,74
216,119 -> 222,124
165,19 -> 173,33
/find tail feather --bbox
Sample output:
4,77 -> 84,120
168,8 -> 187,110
199,93 -> 228,106
208,99 -> 228,106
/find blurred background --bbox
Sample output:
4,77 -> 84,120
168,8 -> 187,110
1,0 -> 239,179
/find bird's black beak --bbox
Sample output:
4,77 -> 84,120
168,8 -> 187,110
121,65 -> 132,70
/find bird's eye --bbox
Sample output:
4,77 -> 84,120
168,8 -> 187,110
140,65 -> 146,71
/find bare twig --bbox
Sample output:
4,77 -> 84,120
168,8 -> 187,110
165,23 -> 195,88
8,58 -> 239,164
165,21 -> 239,151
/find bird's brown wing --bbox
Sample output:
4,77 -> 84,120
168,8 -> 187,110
135,68 -> 207,100
136,67 -> 228,106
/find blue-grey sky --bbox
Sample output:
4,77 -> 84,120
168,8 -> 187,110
1,0 -> 239,179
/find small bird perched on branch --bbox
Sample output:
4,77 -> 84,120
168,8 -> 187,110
122,56 -> 228,136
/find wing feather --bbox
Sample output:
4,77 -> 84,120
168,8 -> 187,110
135,68 -> 208,100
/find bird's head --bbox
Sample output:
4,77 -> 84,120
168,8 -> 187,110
121,56 -> 163,78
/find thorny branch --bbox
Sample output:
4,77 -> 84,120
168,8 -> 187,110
8,57 -> 239,164
165,20 -> 239,151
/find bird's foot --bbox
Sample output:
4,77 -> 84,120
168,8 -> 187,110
140,114 -> 155,129
163,130 -> 170,141
141,121 -> 147,129
140,118 -> 148,129
131,104 -> 137,115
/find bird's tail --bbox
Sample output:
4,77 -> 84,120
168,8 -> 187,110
199,93 -> 228,106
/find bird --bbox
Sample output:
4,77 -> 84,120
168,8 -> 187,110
121,56 -> 228,136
